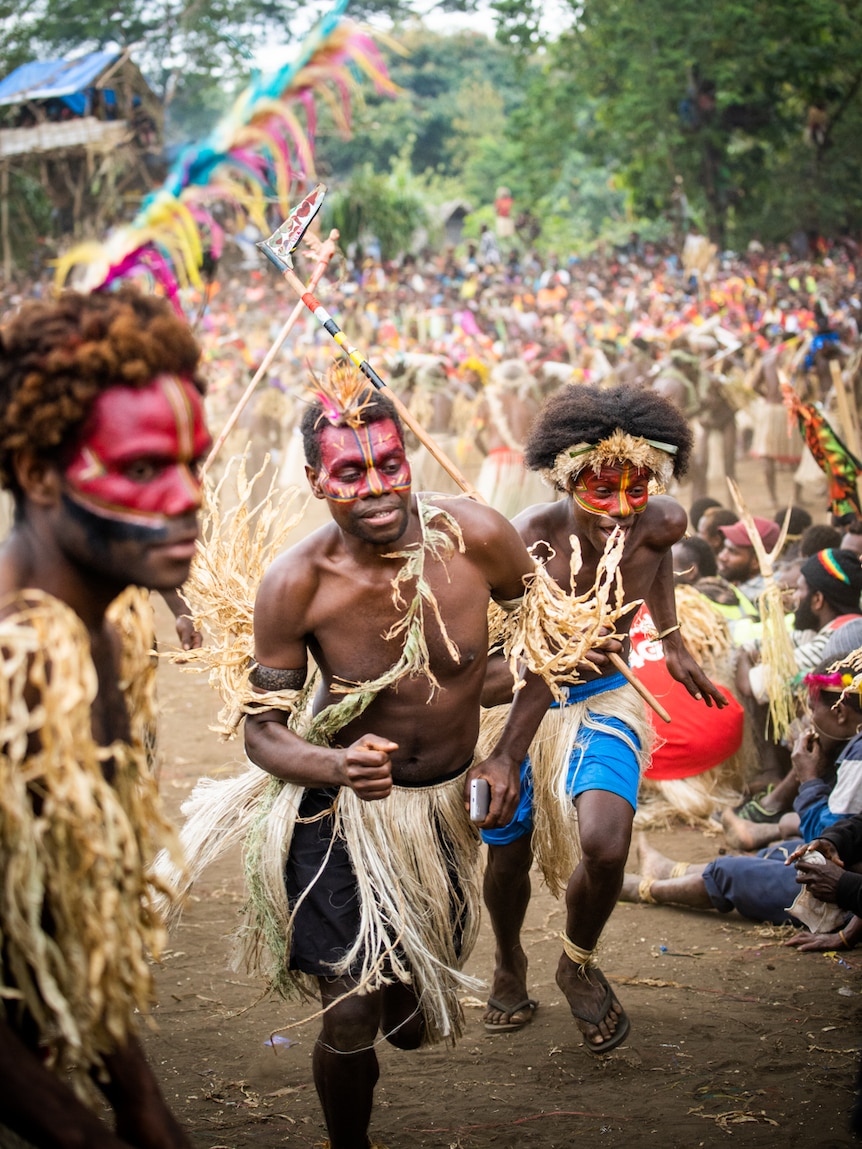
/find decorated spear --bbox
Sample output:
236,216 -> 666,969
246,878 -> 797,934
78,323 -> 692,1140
257,184 -> 481,500
259,186 -> 671,723
202,227 -> 339,474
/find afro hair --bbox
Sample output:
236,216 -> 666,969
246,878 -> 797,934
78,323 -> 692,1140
525,383 -> 693,480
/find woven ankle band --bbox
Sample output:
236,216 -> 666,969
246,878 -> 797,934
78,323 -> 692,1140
638,878 -> 658,904
560,931 -> 597,968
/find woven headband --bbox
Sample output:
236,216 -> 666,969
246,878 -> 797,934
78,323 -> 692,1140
545,430 -> 677,492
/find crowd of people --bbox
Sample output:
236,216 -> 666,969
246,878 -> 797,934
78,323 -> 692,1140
1,227 -> 862,1148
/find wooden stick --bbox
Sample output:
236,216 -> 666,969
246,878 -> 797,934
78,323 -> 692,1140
276,264 -> 482,500
201,229 -> 339,475
609,652 -> 670,722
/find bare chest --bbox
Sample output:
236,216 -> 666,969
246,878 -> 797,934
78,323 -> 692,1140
309,551 -> 489,684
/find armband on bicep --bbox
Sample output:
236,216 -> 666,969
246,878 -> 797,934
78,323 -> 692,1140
240,661 -> 309,723
248,663 -> 307,692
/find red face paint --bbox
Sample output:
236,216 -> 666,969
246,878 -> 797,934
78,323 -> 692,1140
64,374 -> 211,529
317,418 -> 411,503
572,464 -> 652,518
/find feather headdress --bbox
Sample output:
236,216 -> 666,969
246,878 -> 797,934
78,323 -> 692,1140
307,359 -> 377,429
55,1 -> 398,304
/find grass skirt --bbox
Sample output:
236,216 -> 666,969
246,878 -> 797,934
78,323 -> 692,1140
174,765 -> 482,1045
0,589 -> 178,1106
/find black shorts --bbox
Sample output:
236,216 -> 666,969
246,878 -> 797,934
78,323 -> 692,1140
285,767 -> 470,979
285,786 -> 361,977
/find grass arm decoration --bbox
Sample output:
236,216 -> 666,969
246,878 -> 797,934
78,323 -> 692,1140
507,526 -> 638,703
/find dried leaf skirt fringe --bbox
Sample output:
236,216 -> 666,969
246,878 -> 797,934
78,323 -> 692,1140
174,766 -> 483,1045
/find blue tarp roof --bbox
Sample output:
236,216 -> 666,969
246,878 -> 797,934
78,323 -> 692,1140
0,50 -> 121,107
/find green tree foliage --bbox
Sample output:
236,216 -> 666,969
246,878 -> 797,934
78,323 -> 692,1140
502,0 -> 862,246
323,154 -> 428,259
0,0 -> 474,141
320,27 -> 531,189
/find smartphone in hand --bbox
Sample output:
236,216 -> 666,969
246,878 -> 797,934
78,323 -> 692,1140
470,778 -> 491,822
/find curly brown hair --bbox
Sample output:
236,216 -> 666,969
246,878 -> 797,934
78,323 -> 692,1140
0,287 -> 205,498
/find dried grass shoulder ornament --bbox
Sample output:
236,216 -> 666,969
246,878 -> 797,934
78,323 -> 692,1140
545,430 -> 678,495
170,374 -> 483,1045
0,587 -> 180,1108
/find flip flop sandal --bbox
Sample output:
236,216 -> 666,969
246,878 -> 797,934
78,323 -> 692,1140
735,789 -> 783,823
566,967 -> 630,1055
483,996 -> 538,1033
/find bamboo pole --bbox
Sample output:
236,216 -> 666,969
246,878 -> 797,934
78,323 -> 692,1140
202,229 -> 339,475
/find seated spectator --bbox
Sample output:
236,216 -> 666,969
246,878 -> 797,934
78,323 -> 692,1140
672,535 -> 717,584
732,553 -> 862,821
722,657 -> 862,848
693,517 -> 781,644
799,522 -> 843,558
716,515 -> 781,607
689,496 -> 721,532
840,520 -> 862,558
738,548 -> 862,708
621,658 -> 862,922
696,505 -> 739,555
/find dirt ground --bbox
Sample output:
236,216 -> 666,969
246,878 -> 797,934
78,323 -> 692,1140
141,458 -> 862,1149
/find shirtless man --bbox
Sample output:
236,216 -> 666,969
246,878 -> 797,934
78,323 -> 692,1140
478,383 -> 726,1053
243,377 -> 540,1149
475,357 -> 546,517
0,287 -> 210,1147
749,336 -> 802,510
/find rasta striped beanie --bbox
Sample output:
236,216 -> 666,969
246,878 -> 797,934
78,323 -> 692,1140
800,548 -> 862,615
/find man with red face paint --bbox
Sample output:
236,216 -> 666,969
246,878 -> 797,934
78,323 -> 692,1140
478,383 -> 728,1053
0,287 -> 210,1148
243,374 -> 546,1149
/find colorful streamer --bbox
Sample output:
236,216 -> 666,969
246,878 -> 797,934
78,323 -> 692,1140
782,381 -> 862,520
55,1 -> 397,306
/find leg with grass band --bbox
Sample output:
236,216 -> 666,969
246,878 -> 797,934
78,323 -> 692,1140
557,932 -> 631,1054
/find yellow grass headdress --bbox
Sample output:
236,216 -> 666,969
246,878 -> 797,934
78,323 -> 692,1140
461,356 -> 489,387
307,360 -> 376,429
546,429 -> 678,493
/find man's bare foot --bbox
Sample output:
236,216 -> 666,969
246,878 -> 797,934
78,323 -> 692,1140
634,832 -> 680,880
556,952 -> 629,1053
483,944 -> 535,1030
619,873 -> 642,902
721,806 -> 781,851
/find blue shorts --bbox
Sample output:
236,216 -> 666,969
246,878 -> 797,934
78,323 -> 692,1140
481,673 -> 641,847
702,840 -> 812,926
